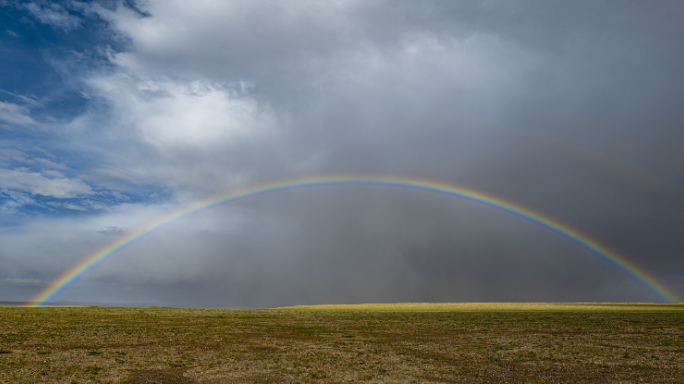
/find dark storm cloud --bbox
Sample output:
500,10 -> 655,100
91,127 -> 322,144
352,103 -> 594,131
1,0 -> 683,306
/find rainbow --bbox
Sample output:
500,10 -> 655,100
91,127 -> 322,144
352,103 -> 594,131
26,175 -> 680,306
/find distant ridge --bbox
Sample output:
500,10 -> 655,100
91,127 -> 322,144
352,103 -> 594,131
0,301 -> 24,307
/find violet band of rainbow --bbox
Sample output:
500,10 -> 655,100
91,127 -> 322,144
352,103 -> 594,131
26,175 -> 680,306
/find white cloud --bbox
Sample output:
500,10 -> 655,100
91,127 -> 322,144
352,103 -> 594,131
0,168 -> 93,198
98,0 -> 355,80
41,170 -> 66,178
0,200 -> 240,280
34,158 -> 69,170
31,146 -> 56,158
0,90 -> 43,107
63,203 -> 89,211
79,166 -> 141,192
0,191 -> 35,214
22,2 -> 80,31
89,76 -> 275,149
0,102 -> 38,125
0,148 -> 32,164
17,95 -> 44,107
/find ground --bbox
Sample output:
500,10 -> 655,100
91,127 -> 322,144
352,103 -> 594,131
1,303 -> 683,383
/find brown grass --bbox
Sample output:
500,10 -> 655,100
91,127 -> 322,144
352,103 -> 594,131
1,303 -> 683,383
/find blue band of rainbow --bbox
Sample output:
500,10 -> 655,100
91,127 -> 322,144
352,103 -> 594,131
26,175 -> 680,306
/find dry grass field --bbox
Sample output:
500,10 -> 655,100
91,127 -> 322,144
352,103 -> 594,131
1,303 -> 683,383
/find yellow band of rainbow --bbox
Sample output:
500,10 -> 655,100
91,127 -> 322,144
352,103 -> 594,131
26,175 -> 680,306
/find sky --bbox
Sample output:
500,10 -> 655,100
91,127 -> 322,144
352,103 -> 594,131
1,0 -> 683,308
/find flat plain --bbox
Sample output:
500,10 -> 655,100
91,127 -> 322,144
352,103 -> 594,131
1,303 -> 683,383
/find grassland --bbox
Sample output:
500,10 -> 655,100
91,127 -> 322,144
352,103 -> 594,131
1,303 -> 683,383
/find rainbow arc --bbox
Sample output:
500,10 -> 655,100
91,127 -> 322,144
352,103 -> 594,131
26,175 -> 680,306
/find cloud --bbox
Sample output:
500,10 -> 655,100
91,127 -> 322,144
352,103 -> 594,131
0,90 -> 45,108
78,73 -> 282,196
79,166 -> 140,192
31,147 -> 56,158
22,2 -> 81,31
0,190 -> 36,214
34,158 -> 68,170
64,203 -> 89,211
88,76 -> 274,149
40,170 -> 65,178
68,1 -> 683,301
81,0 -> 541,199
2,0 -> 683,306
0,168 -> 93,198
0,277 -> 47,286
97,226 -> 128,236
0,148 -> 33,164
0,102 -> 38,125
98,0 -> 357,80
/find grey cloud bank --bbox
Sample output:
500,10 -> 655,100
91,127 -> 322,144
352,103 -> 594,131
1,0 -> 683,307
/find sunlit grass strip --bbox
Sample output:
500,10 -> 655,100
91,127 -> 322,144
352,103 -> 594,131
26,175 -> 680,307
275,302 -> 684,312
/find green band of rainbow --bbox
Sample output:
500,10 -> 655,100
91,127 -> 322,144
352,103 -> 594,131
26,175 -> 680,306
